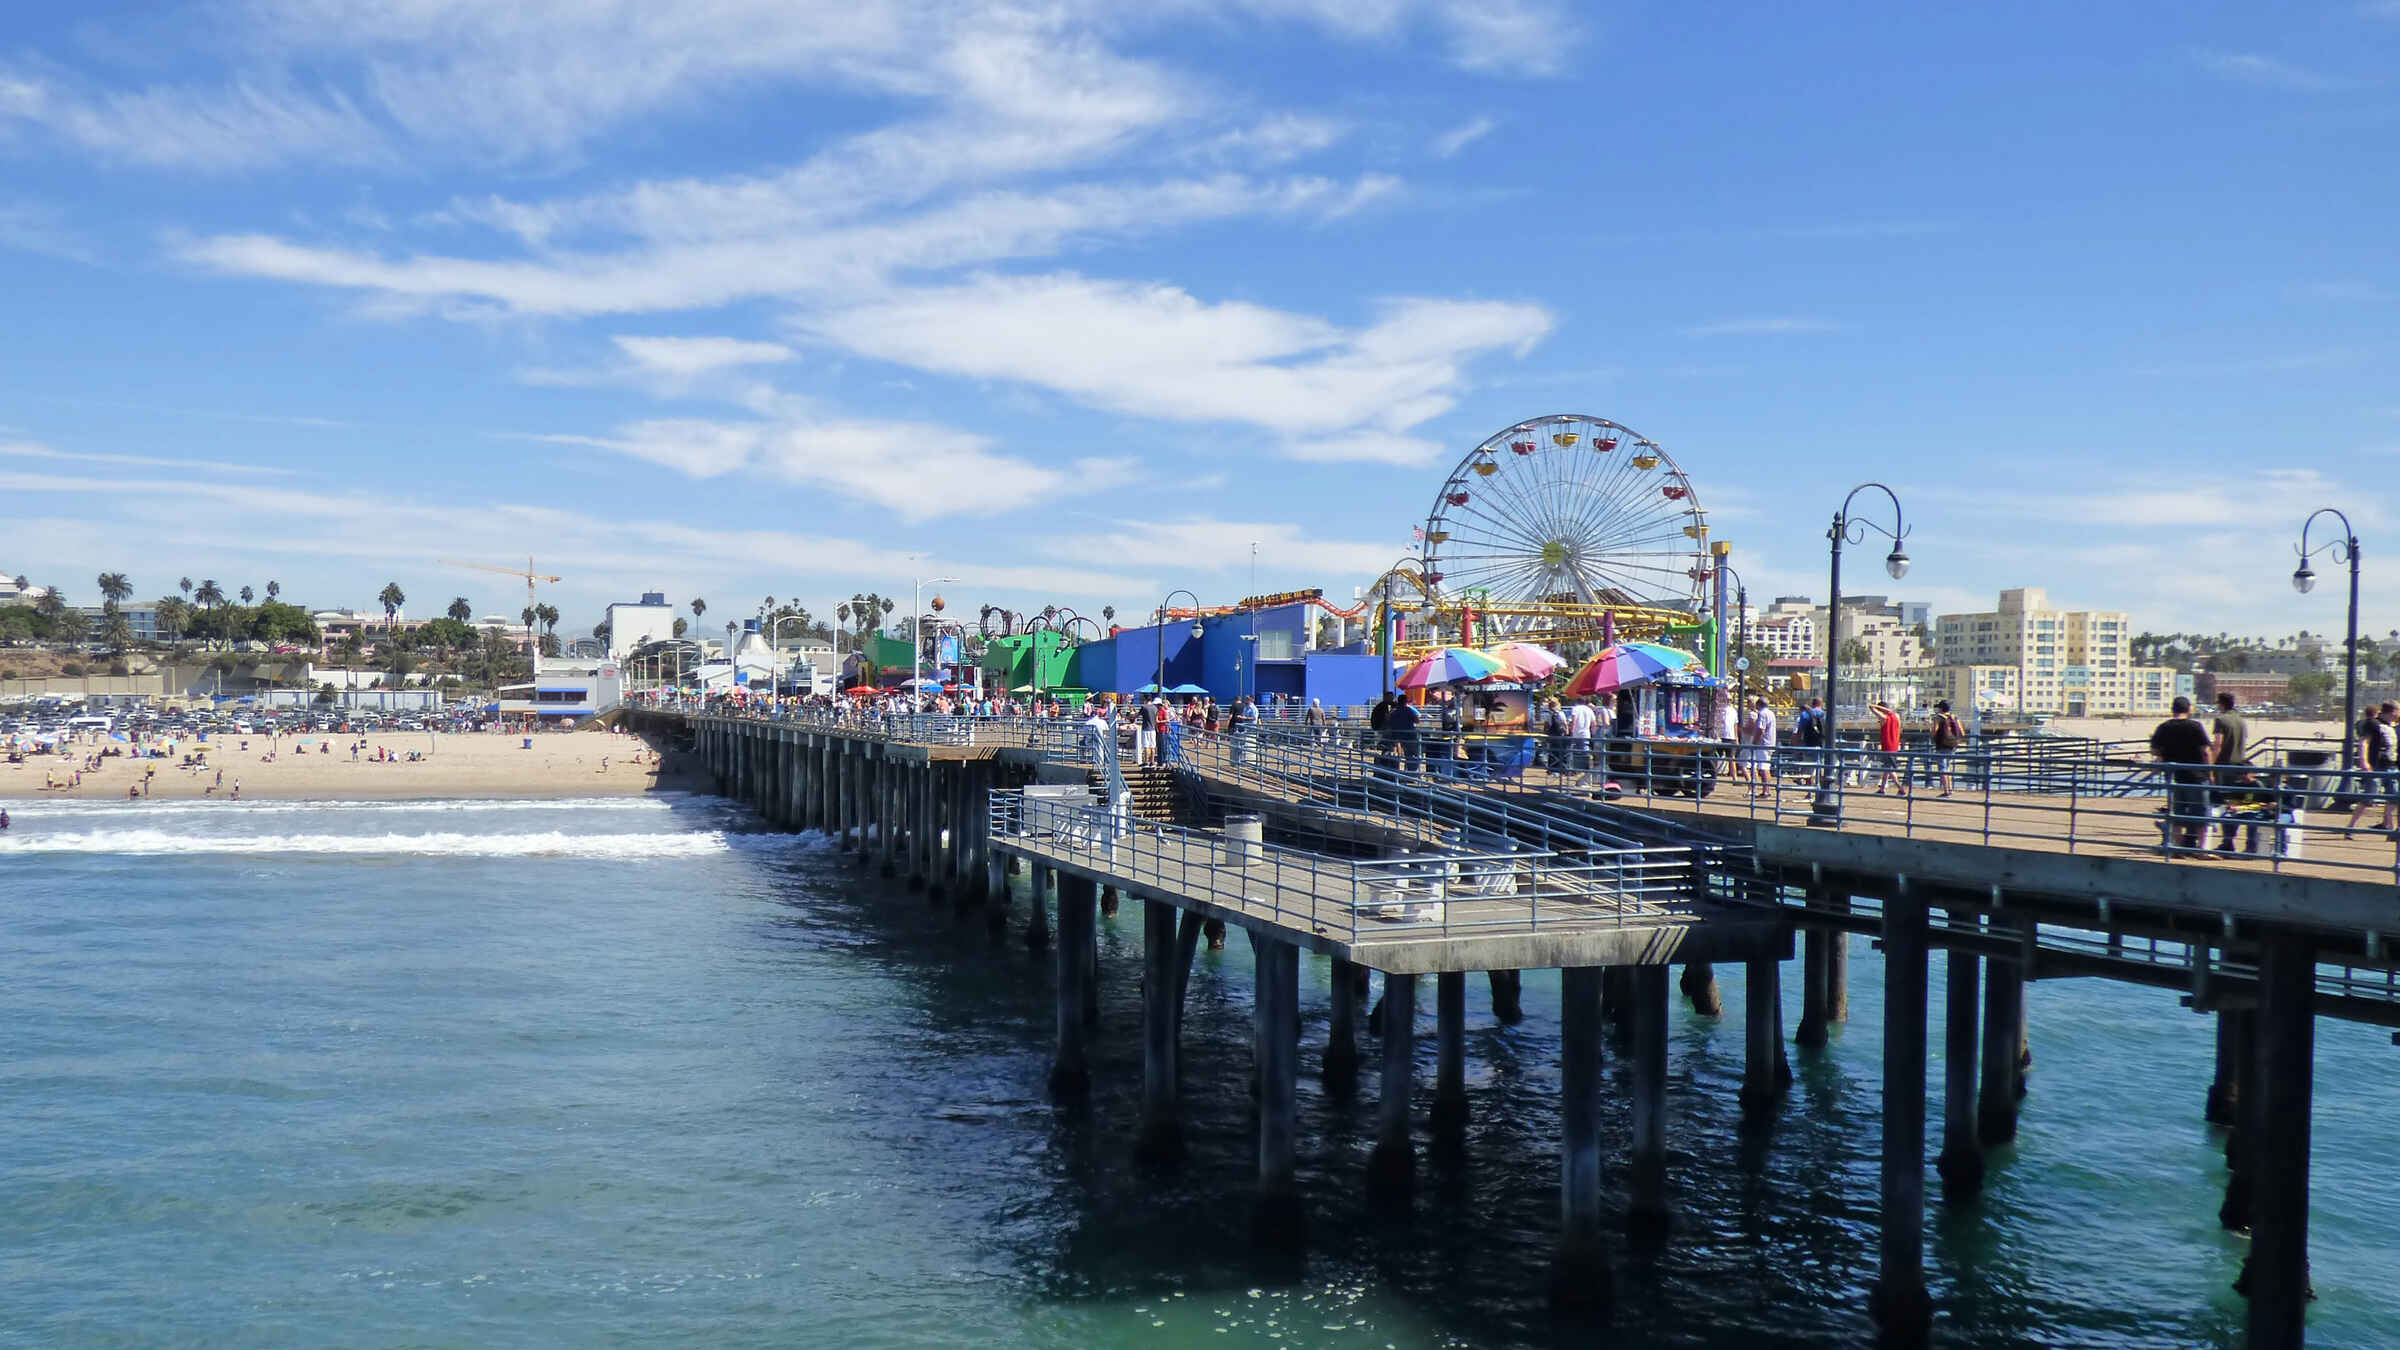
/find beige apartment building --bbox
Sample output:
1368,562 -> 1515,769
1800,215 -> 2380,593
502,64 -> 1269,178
1932,587 -> 2175,716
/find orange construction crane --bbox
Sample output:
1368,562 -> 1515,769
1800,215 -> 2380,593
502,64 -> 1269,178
442,557 -> 562,655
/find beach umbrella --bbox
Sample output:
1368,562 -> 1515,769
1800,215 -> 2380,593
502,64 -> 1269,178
1134,682 -> 1167,694
1398,646 -> 1507,689
843,684 -> 881,695
1169,683 -> 1210,696
1563,642 -> 1695,698
1481,641 -> 1563,681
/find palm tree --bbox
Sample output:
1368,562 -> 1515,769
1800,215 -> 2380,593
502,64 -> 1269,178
154,596 -> 188,644
100,607 -> 134,656
193,578 -> 224,610
447,596 -> 473,623
239,585 -> 254,605
377,582 -> 406,631
96,572 -> 132,606
521,605 -> 537,630
265,580 -> 280,601
535,603 -> 559,635
178,576 -> 192,599
691,597 -> 708,623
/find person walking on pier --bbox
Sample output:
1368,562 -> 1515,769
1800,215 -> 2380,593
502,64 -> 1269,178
1929,700 -> 1965,797
1749,695 -> 1779,797
2344,702 -> 2399,835
1566,697 -> 1595,780
2149,696 -> 2214,852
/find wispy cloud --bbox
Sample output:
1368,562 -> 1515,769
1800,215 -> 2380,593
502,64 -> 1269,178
1681,317 -> 1846,338
2360,1 -> 2400,19
2128,348 -> 2364,377
2189,50 -> 2359,92
0,439 -> 292,476
0,200 -> 97,263
1429,114 -> 1497,158
2291,280 -> 2390,302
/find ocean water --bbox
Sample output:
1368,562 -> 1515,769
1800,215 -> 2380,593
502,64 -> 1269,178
4,794 -> 2396,1348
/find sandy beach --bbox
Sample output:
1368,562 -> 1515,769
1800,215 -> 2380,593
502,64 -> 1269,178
1,729 -> 702,802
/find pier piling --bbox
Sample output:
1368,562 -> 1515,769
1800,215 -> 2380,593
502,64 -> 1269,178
1797,895 -> 1831,1047
1137,900 -> 1185,1164
1627,963 -> 1670,1243
1325,957 -> 1361,1083
1936,920 -> 1985,1203
1679,960 -> 1723,1017
1552,965 -> 1612,1312
1253,937 -> 1304,1247
1026,863 -> 1052,950
1741,957 -> 1782,1117
1432,970 -> 1469,1137
1367,973 -> 1417,1198
2242,935 -> 2316,1347
1978,919 -> 2024,1147
1048,874 -> 1095,1100
2206,1006 -> 2248,1128
1871,896 -> 1932,1346
1487,968 -> 1524,1024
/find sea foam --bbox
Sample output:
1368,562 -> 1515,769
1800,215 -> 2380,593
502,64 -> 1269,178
0,828 -> 820,859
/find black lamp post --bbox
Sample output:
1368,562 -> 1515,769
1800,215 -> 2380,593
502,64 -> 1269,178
1377,557 -> 1428,699
2294,508 -> 2361,775
1154,590 -> 1204,697
1720,562 -> 1751,719
1809,483 -> 1912,828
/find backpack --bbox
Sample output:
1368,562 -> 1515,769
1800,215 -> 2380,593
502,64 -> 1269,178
1932,714 -> 1963,751
1798,708 -> 1824,746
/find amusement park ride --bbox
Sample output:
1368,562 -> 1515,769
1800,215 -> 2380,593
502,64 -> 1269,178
1374,412 -> 1716,659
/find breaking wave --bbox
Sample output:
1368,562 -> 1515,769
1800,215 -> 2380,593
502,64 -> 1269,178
0,828 -> 826,859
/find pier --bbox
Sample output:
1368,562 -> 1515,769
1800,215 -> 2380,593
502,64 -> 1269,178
643,706 -> 2397,1349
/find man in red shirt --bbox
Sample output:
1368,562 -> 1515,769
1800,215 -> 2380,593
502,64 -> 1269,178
1870,699 -> 1908,795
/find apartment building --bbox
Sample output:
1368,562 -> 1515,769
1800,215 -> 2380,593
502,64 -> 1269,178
1933,587 -> 2174,715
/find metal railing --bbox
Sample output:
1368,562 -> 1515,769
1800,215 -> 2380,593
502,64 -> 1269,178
1165,722 -> 2400,886
992,790 -> 1699,942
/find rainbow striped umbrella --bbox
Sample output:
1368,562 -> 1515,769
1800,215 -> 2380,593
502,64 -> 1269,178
1397,646 -> 1506,689
1562,642 -> 1694,697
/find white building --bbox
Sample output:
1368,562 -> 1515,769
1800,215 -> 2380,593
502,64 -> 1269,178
497,654 -> 623,721
1933,587 -> 2174,716
605,591 -> 680,663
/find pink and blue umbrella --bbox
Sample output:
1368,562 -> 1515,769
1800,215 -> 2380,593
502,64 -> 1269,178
1563,642 -> 1694,698
1397,646 -> 1506,689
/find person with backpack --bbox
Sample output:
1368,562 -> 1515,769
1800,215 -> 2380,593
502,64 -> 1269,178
1929,700 -> 1966,797
1795,696 -> 1826,784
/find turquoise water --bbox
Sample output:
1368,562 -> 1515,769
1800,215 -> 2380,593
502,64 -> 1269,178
4,794 -> 2396,1347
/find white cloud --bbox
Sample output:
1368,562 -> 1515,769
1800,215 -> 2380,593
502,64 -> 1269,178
0,464 -> 1150,613
0,439 -> 291,476
1223,0 -> 1581,75
2365,0 -> 2400,17
0,200 -> 97,263
527,413 -> 1132,522
1429,114 -> 1496,158
796,274 -> 1550,448
1036,514 -> 1404,583
1682,317 -> 1846,337
1183,113 -> 1349,166
2189,50 -> 2357,92
611,336 -> 794,378
180,174 -> 1399,316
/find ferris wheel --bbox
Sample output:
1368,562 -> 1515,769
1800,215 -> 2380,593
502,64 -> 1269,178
1418,413 -> 1710,616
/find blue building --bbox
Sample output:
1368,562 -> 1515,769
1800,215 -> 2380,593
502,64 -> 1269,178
1067,598 -> 1386,710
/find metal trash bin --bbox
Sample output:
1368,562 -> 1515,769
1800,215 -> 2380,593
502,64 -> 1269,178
1222,814 -> 1265,866
2283,749 -> 2334,812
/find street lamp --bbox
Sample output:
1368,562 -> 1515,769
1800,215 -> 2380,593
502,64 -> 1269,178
1721,561 -> 1751,719
1810,483 -> 1912,827
2294,508 -> 2362,774
1376,556 -> 1429,698
1154,590 -> 1206,696
912,569 -> 959,707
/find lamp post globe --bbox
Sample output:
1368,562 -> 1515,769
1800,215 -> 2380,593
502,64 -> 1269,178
1885,548 -> 1910,581
2292,565 -> 2317,595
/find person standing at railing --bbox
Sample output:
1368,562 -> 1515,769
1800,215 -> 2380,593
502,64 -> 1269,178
1929,700 -> 1965,798
1305,697 -> 1327,744
2149,696 -> 2215,851
1389,695 -> 1422,774
1795,696 -> 1826,786
1566,697 -> 1595,780
1540,698 -> 1569,773
2344,702 -> 2399,835
1749,696 -> 1779,798
2207,691 -> 2254,851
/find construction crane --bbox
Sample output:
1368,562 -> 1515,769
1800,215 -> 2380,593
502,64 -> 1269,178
442,557 -> 562,656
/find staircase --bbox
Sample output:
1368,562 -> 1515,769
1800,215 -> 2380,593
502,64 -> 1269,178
1089,763 -> 1184,824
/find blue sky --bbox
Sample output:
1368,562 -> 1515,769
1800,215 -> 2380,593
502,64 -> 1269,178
3,1 -> 2395,639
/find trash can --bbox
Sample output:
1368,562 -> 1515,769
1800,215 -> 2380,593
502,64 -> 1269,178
521,736 -> 533,750
2284,748 -> 2334,811
1223,814 -> 1265,867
